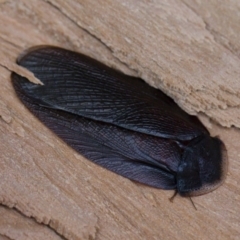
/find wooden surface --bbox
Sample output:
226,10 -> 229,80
0,1 -> 240,239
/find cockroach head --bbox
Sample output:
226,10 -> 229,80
177,136 -> 228,197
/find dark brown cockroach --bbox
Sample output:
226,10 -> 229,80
11,46 -> 227,197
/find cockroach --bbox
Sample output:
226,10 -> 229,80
11,46 -> 227,197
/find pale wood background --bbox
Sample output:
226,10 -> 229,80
0,1 -> 240,239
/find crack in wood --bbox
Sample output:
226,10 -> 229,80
0,204 -> 67,240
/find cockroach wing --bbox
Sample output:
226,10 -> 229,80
12,75 -> 179,190
14,46 -> 208,141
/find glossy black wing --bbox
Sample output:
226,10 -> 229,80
14,46 -> 208,141
12,74 -> 178,190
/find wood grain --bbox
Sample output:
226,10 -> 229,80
0,1 -> 240,239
